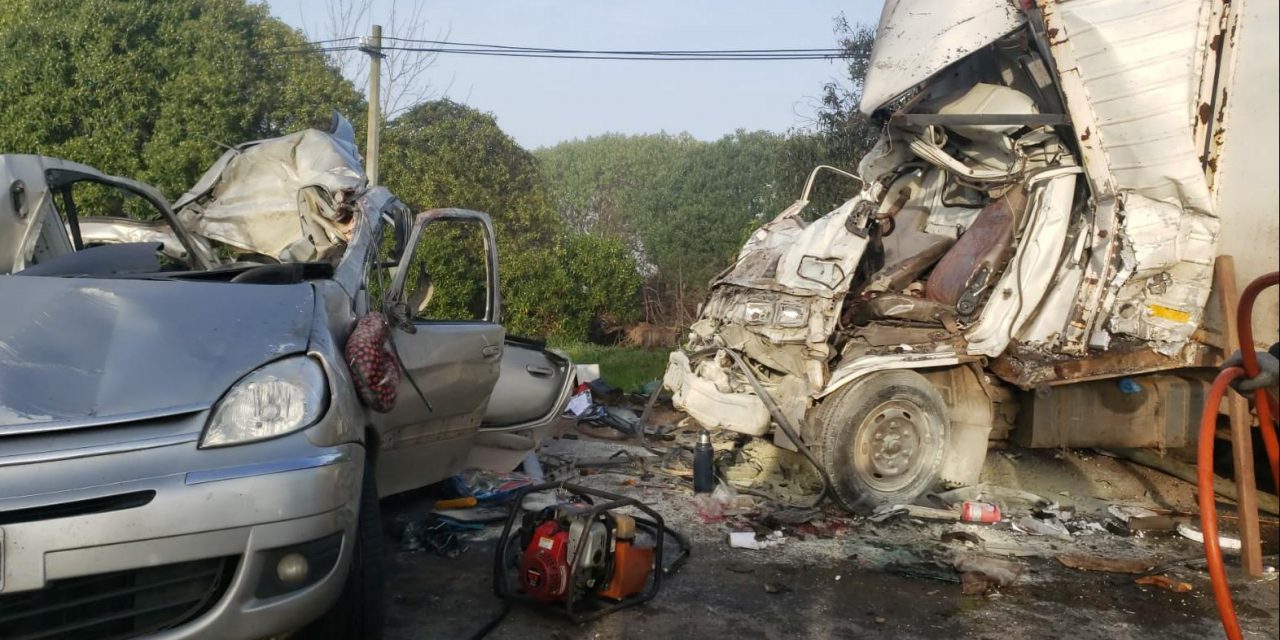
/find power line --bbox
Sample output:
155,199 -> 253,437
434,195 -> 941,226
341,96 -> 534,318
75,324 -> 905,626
264,38 -> 858,61
373,35 -> 849,55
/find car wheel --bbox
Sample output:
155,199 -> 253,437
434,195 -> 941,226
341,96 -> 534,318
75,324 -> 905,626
301,458 -> 385,640
815,370 -> 948,514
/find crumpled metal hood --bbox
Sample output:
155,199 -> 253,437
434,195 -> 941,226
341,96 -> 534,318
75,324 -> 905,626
0,276 -> 314,430
860,0 -> 1025,114
174,121 -> 366,262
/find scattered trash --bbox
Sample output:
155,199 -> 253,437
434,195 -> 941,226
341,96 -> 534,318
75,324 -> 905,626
1036,502 -> 1074,522
1135,575 -> 1193,593
1176,523 -> 1242,551
434,496 -> 478,510
872,504 -> 961,522
960,501 -> 1002,523
764,582 -> 790,594
941,530 -> 985,546
696,482 -> 750,521
566,384 -> 593,417
730,530 -> 785,550
1109,504 -> 1160,522
886,561 -> 962,583
1056,554 -> 1156,574
457,469 -> 533,503
1013,515 -> 1072,540
954,554 -> 1023,596
402,515 -> 484,558
874,617 -> 887,624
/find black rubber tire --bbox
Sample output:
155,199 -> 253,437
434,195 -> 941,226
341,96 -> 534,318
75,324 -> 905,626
814,370 -> 948,515
300,458 -> 385,640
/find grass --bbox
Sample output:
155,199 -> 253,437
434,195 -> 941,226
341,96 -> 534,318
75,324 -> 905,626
549,341 -> 671,392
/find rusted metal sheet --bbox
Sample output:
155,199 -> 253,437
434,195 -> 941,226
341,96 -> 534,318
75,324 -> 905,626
989,342 -> 1218,390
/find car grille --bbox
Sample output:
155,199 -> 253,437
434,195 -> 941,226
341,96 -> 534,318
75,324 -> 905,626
0,556 -> 237,640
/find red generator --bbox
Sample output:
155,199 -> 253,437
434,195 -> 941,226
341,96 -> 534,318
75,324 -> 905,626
494,483 -> 688,623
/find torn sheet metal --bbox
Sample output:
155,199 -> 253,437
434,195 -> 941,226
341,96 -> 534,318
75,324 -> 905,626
1044,0 -> 1220,351
175,121 -> 366,262
860,0 -> 1025,114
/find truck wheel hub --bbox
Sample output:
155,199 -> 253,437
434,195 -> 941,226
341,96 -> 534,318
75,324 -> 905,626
854,402 -> 925,491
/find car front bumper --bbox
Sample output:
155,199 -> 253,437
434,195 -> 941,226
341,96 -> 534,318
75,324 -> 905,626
0,425 -> 362,640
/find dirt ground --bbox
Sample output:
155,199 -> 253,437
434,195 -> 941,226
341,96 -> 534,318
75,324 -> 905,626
378,432 -> 1280,639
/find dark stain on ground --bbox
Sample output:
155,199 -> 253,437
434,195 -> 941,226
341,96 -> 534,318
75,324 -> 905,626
380,512 -> 1279,639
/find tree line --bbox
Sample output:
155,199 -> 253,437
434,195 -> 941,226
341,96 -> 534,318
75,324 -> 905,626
0,0 -> 874,340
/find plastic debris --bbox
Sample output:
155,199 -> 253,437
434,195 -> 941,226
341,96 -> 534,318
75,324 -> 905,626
565,384 -> 593,417
1176,522 -> 1242,551
696,482 -> 747,521
456,469 -> 533,503
730,530 -> 785,550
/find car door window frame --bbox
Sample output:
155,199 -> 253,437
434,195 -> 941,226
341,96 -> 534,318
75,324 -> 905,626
387,208 -> 501,325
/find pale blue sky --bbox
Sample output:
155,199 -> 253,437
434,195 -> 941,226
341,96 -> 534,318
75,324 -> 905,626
270,1 -> 883,148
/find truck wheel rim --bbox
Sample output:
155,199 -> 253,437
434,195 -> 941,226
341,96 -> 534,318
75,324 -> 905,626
852,399 -> 931,492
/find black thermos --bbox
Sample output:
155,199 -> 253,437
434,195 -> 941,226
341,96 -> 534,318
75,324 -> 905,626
693,430 -> 714,493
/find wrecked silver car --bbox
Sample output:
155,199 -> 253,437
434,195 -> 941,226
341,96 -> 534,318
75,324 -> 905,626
666,0 -> 1268,513
0,120 -> 572,639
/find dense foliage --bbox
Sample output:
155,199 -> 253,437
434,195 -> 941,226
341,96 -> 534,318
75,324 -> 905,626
381,101 -> 641,338
537,16 -> 879,327
0,0 -> 364,199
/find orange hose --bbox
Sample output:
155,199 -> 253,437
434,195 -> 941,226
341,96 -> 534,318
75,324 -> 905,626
1199,366 -> 1245,640
1237,271 -> 1280,493
1200,272 -> 1279,640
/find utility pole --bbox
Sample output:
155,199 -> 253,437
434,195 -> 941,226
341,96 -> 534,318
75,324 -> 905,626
360,24 -> 383,186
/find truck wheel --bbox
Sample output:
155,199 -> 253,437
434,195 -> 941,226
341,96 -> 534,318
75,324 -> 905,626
301,459 -> 385,640
815,370 -> 948,514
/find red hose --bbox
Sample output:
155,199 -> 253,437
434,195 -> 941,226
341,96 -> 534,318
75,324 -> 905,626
1199,271 -> 1279,640
1199,366 -> 1245,640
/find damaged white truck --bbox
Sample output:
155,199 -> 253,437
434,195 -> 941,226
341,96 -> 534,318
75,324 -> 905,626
665,0 -> 1279,512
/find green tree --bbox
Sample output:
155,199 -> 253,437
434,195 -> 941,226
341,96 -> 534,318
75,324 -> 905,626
381,100 -> 641,339
0,0 -> 364,199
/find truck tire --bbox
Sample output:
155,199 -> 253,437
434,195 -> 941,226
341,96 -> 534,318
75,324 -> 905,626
815,370 -> 949,514
301,459 -> 385,640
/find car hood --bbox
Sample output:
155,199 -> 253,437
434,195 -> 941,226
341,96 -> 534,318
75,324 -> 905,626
0,276 -> 314,431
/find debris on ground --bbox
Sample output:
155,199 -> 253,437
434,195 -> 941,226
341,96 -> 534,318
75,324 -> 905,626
1176,522 -> 1243,551
1135,575 -> 1194,593
954,554 -> 1024,596
730,530 -> 785,550
1013,514 -> 1072,540
401,515 -> 484,558
1056,554 -> 1156,574
456,468 -> 534,503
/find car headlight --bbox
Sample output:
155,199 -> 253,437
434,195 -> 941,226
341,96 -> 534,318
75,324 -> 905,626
201,357 -> 328,448
776,304 -> 808,327
742,302 -> 772,324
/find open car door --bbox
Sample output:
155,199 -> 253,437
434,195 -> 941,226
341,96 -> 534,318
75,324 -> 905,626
372,209 -> 505,496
